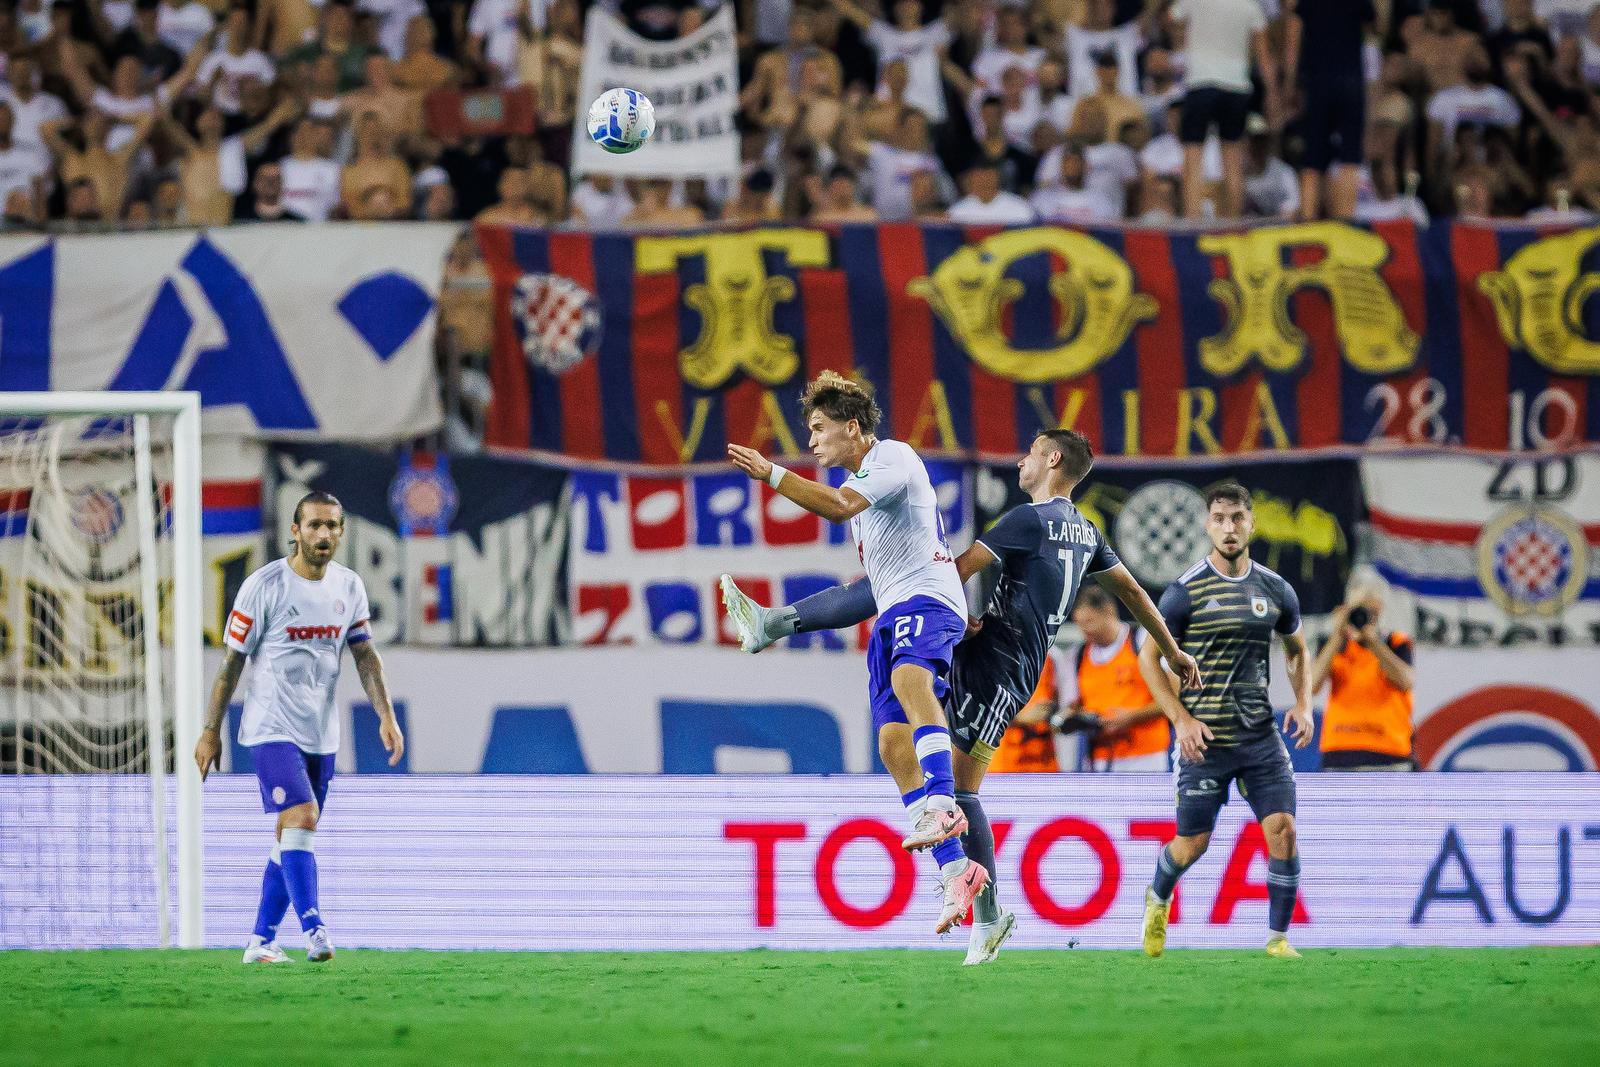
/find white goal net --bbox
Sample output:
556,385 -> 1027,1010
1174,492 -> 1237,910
0,393 -> 202,948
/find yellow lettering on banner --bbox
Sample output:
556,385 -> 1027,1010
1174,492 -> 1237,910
1175,388 -> 1222,456
907,381 -> 959,451
1198,222 -> 1418,377
748,389 -> 802,457
908,228 -> 1156,382
635,229 -> 831,390
1478,227 -> 1600,374
1122,391 -> 1141,455
1024,387 -> 1087,431
656,397 -> 713,462
1237,381 -> 1291,452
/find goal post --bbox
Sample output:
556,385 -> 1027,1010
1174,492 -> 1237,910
0,391 -> 204,948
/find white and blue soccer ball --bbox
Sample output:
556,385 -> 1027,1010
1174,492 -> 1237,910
587,88 -> 655,154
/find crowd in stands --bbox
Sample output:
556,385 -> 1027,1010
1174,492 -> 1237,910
2,0 -> 1599,230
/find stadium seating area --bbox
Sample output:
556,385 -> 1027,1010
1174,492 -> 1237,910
3,0 -> 1600,228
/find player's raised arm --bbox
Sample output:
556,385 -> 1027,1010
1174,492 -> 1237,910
728,444 -> 872,524
195,649 -> 247,782
1095,564 -> 1202,689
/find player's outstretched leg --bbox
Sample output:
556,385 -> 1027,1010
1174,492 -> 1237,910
1145,835 -> 1206,957
278,819 -> 334,962
719,575 -> 875,653
957,790 -> 1014,965
243,841 -> 294,964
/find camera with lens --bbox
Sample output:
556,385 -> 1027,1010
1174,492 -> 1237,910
1049,708 -> 1104,736
1347,605 -> 1371,629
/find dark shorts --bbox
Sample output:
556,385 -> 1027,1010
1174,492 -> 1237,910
866,596 -> 965,733
1180,86 -> 1251,144
946,643 -> 1034,763
1174,732 -> 1296,837
1298,75 -> 1365,169
251,741 -> 335,815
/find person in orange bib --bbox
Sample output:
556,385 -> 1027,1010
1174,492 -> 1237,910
1311,580 -> 1415,771
987,651 -> 1066,774
1063,585 -> 1171,772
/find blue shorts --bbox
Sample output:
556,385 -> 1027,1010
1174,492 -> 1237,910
250,742 -> 335,815
1174,732 -> 1296,837
866,596 -> 966,733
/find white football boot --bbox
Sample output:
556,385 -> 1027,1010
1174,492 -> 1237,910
243,936 -> 294,964
305,926 -> 335,963
962,908 -> 1017,966
720,574 -> 780,653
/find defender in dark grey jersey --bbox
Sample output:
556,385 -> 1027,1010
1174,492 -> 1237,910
1136,482 -> 1314,960
721,430 -> 1199,966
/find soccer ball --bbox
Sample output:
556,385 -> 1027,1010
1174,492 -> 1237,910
587,88 -> 655,154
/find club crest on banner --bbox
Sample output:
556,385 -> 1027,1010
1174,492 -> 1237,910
70,487 -> 125,544
1476,505 -> 1589,617
1113,480 -> 1211,587
389,459 -> 459,537
512,273 -> 601,375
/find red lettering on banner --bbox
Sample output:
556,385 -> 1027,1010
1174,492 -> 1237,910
760,473 -> 820,546
1129,819 -> 1182,923
715,576 -> 772,646
814,819 -> 917,928
1209,822 -> 1309,926
628,477 -> 686,550
725,822 -> 807,928
576,585 -> 632,645
1019,817 -> 1120,927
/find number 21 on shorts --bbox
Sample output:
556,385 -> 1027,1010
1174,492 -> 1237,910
894,615 -> 925,646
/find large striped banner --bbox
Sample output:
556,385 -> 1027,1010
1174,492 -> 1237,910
479,221 -> 1600,463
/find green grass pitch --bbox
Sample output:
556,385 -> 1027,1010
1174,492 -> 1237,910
2,948 -> 1596,1066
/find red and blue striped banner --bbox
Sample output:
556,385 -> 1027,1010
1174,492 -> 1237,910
479,220 -> 1600,463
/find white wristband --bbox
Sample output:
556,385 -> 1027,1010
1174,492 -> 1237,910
767,464 -> 789,490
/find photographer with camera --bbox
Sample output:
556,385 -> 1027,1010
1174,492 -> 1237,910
987,651 -> 1067,774
1055,586 -> 1171,772
1312,577 -> 1416,771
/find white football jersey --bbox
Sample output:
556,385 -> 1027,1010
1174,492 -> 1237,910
845,439 -> 966,618
225,558 -> 372,755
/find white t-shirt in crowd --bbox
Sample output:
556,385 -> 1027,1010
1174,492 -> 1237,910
1425,84 -> 1521,140
1064,22 -> 1141,98
845,439 -> 966,618
865,140 -> 940,221
971,45 -> 1046,94
1244,156 -> 1299,218
279,156 -> 342,221
199,48 -> 277,114
1171,0 -> 1265,93
0,143 -> 48,206
360,0 -> 427,61
570,178 -> 636,228
948,190 -> 1036,224
1037,141 -> 1138,214
0,87 -> 68,173
1139,130 -> 1223,181
1030,180 -> 1121,223
226,558 -> 372,755
158,1 -> 216,56
1355,195 -> 1430,225
867,19 -> 952,124
101,1 -> 136,32
470,0 -> 547,85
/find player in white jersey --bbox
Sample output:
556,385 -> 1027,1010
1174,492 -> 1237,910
194,492 -> 403,964
728,370 -> 989,935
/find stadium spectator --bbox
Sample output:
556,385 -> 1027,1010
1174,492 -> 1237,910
1058,585 -> 1169,772
0,99 -> 49,215
985,652 -> 1064,774
1,55 -> 68,176
112,0 -> 183,83
1287,0 -> 1376,221
156,0 -> 215,57
1243,115 -> 1299,217
1313,579 -> 1416,772
807,164 -> 877,221
1171,0 -> 1277,220
622,176 -> 705,227
164,96 -> 297,224
277,117 -> 342,221
341,113 -> 413,219
948,159 -> 1035,221
285,1 -> 371,92
1030,142 -> 1119,221
829,0 -> 952,126
40,110 -> 152,221
237,158 -> 291,220
197,8 -> 275,116
393,14 -> 461,93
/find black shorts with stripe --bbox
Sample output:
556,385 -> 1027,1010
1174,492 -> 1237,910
944,634 -> 1038,764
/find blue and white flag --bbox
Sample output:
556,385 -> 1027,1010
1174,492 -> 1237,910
0,223 -> 459,440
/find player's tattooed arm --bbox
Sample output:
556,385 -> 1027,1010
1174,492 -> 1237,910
350,641 -> 405,766
1280,629 -> 1315,749
1096,565 -> 1202,689
195,649 -> 246,781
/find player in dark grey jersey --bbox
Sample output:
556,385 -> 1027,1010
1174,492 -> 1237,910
722,430 -> 1199,965
1136,482 -> 1314,960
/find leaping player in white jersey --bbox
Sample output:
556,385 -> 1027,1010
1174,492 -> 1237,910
728,370 -> 988,935
194,491 -> 403,964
